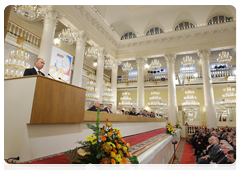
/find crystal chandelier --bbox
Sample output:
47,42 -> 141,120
182,88 -> 200,110
102,81 -> 114,105
4,40 -> 30,79
119,90 -> 133,109
217,50 -> 232,64
14,5 -> 40,21
104,59 -> 114,70
220,85 -> 236,108
181,54 -> 195,67
85,45 -> 99,61
148,89 -> 167,111
58,26 -> 76,45
85,72 -> 98,102
122,61 -> 133,73
150,58 -> 161,70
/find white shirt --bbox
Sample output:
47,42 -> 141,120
34,67 -> 40,74
115,110 -> 122,114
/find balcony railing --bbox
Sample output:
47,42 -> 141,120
7,20 -> 41,47
117,68 -> 236,84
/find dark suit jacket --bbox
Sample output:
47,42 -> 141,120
103,107 -> 112,113
23,68 -> 45,76
88,105 -> 99,111
208,144 -> 221,162
129,111 -> 136,116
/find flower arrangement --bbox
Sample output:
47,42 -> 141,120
175,120 -> 182,129
166,122 -> 176,136
64,107 -> 139,164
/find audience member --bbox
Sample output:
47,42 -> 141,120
125,111 -> 129,115
116,105 -> 123,114
210,143 -> 233,164
194,131 -> 208,155
227,135 -> 234,147
129,108 -> 137,116
100,104 -> 104,112
121,110 -> 124,114
103,104 -> 112,113
227,150 -> 236,163
88,101 -> 100,111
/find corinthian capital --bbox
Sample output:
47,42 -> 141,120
76,30 -> 90,46
39,5 -> 63,27
164,53 -> 176,64
135,57 -> 147,67
197,48 -> 211,61
98,47 -> 108,60
112,59 -> 121,66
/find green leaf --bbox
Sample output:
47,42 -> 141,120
96,153 -> 101,159
129,156 -> 139,164
86,123 -> 96,131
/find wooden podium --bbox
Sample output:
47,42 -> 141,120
5,75 -> 86,124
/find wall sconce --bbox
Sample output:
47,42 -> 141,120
93,62 -> 97,67
144,64 -> 149,69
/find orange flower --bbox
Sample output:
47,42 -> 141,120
100,135 -> 106,141
101,126 -> 105,134
111,159 -> 116,164
115,140 -> 119,145
119,161 -> 125,169
100,157 -> 111,164
116,130 -> 120,134
110,128 -> 113,133
126,152 -> 130,157
112,147 -> 117,153
122,158 -> 127,164
120,139 -> 126,144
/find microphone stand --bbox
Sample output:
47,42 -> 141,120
59,77 -> 67,83
48,74 -> 56,80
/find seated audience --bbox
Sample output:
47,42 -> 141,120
125,111 -> 129,115
116,105 -> 123,114
103,104 -> 112,113
232,138 -> 236,150
210,143 -> 233,164
227,150 -> 236,163
100,104 -> 105,112
137,110 -> 143,117
227,135 -> 234,147
194,131 -> 208,155
121,110 -> 124,114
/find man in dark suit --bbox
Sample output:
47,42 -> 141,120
194,131 -> 208,155
223,150 -> 238,170
129,108 -> 136,116
23,58 -> 45,76
103,104 -> 112,113
88,101 -> 100,111
210,144 -> 233,164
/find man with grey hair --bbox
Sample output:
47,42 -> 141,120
210,143 -> 233,164
88,101 -> 100,111
129,108 -> 136,116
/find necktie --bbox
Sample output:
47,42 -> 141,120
217,156 -> 225,164
38,71 -> 41,75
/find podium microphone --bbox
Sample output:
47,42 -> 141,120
59,77 -> 67,83
48,74 -> 56,80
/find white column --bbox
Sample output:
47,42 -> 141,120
136,57 -> 146,112
164,53 -> 177,125
96,47 -> 107,103
197,49 -> 217,128
38,6 -> 62,75
111,59 -> 121,113
71,31 -> 89,87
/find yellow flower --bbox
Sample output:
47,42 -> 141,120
120,157 -> 127,164
126,143 -> 130,149
115,154 -> 122,162
110,151 -> 116,158
107,132 -> 113,137
122,146 -> 128,153
102,143 -> 111,154
92,142 -> 95,145
117,144 -> 122,149
77,148 -> 86,156
107,142 -> 116,148
118,150 -> 124,157
117,134 -> 122,139
113,128 -> 120,132
85,163 -> 98,170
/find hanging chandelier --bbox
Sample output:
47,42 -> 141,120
182,88 -> 200,110
122,61 -> 133,73
181,54 -> 195,67
148,89 -> 167,110
119,90 -> 133,109
217,50 -> 232,64
220,85 -> 236,108
85,45 -> 99,61
102,81 -> 114,105
58,26 -> 76,45
150,58 -> 161,70
104,59 -> 114,70
4,38 -> 30,79
85,79 -> 98,102
14,5 -> 40,21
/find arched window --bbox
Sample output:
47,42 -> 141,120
146,27 -> 164,36
208,15 -> 233,25
120,32 -> 136,40
175,21 -> 195,31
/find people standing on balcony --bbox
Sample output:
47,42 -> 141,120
23,58 -> 45,76
116,105 -> 123,114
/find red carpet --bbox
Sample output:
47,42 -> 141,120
17,128 -> 166,164
180,141 -> 195,164
124,128 -> 167,146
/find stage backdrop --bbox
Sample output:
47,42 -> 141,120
49,46 -> 73,84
